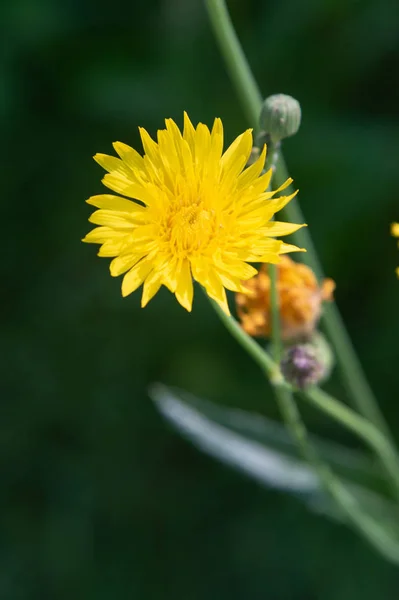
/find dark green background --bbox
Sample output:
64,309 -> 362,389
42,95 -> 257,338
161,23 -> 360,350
3,0 -> 399,597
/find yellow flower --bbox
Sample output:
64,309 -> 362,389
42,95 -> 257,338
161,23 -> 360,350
83,113 -> 305,314
236,256 -> 335,340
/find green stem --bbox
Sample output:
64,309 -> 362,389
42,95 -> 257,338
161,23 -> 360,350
274,384 -> 399,564
267,142 -> 283,363
204,0 -> 392,442
208,294 -> 399,562
204,0 -> 399,560
303,386 -> 399,502
204,0 -> 262,129
210,295 -> 399,500
273,157 -> 393,442
209,297 -> 279,380
269,264 -> 282,362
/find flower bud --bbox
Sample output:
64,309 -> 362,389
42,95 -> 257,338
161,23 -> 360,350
260,94 -> 301,143
280,344 -> 325,389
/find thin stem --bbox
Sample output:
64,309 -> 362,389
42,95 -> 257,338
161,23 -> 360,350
262,138 -> 281,174
204,0 -> 262,128
272,156 -> 323,277
273,157 -> 393,442
208,297 -> 278,380
205,0 -> 393,442
266,141 -> 283,363
269,264 -> 282,362
204,0 -> 399,560
303,386 -> 399,502
274,384 -> 399,564
209,295 -> 399,490
208,293 -> 399,562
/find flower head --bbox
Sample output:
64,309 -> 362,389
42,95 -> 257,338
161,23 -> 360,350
236,256 -> 334,340
83,113 -> 305,314
280,344 -> 325,389
391,222 -> 399,277
260,94 -> 301,143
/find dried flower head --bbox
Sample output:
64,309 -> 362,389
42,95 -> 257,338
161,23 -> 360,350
83,113 -> 305,314
280,344 -> 324,389
236,256 -> 335,340
391,222 -> 399,277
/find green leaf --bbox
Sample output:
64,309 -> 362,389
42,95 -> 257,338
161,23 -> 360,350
150,383 -> 399,545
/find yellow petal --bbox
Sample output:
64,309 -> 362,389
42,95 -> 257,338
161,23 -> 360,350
82,226 -> 123,244
192,260 -> 230,315
110,253 -> 143,277
86,194 -> 145,214
98,239 -> 128,257
213,252 -> 258,281
159,258 -> 179,293
224,262 -> 258,282
89,210 -> 135,229
157,129 -> 180,175
216,270 -> 249,292
260,221 -> 307,237
183,111 -> 196,151
122,260 -> 153,297
179,139 -> 195,182
94,153 -> 131,177
209,117 -> 224,162
242,169 -> 273,197
165,118 -> 184,144
141,270 -> 163,307
113,141 -> 146,175
274,177 -> 293,194
131,224 -> 157,244
264,190 -> 299,216
209,286 -> 230,315
102,173 -> 156,205
237,145 -> 266,190
165,119 -> 196,181
139,127 -> 160,166
235,238 -> 282,254
193,123 -> 211,169
220,129 -> 253,175
280,243 -> 306,254
175,260 -> 194,311
250,252 -> 281,263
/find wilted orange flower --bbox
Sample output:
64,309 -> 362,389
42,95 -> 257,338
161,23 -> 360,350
236,256 -> 335,340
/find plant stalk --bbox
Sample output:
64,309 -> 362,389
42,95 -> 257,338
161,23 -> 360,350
273,156 -> 393,442
204,0 -> 262,129
303,386 -> 399,502
204,0 -> 399,560
204,0 -> 392,441
209,296 -> 399,562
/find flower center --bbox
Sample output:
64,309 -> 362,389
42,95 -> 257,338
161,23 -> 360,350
163,203 -> 216,257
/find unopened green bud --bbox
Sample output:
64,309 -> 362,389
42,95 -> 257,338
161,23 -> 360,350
260,94 -> 301,143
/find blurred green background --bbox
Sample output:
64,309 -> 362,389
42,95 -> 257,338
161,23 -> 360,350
2,0 -> 399,597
